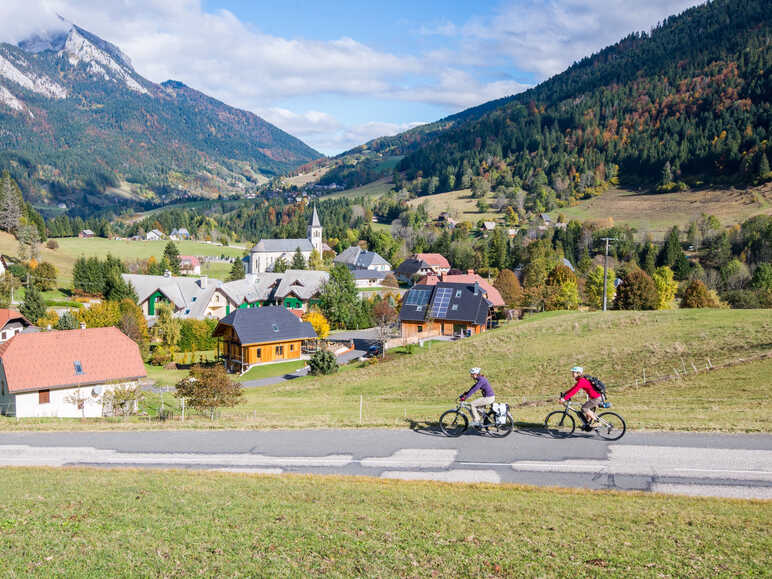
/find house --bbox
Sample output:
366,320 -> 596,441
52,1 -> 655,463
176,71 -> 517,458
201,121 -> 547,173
482,221 -> 497,231
213,306 -> 317,373
540,213 -> 553,226
217,270 -> 329,315
179,255 -> 201,275
146,229 -> 165,241
0,310 -> 32,343
245,207 -> 323,274
122,273 -> 224,318
395,253 -> 451,284
0,326 -> 146,418
0,256 -> 7,277
170,228 -> 191,240
351,269 -> 392,288
78,229 -> 95,238
333,246 -> 391,272
398,282 -> 492,341
418,271 -> 506,308
560,257 -> 575,272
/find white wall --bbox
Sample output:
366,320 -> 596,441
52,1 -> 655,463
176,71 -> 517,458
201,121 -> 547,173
10,382 -> 137,418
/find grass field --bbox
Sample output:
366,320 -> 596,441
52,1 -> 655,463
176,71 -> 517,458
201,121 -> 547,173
0,468 -> 768,576
326,177 -> 395,200
238,360 -> 306,382
407,188 -> 503,222
3,309 -> 770,432
550,184 -> 772,240
0,233 -> 245,286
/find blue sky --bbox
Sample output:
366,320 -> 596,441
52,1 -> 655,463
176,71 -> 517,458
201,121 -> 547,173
3,0 -> 702,155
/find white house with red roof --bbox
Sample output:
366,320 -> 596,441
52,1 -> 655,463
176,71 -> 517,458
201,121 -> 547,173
395,253 -> 451,283
0,327 -> 146,418
179,255 -> 201,275
0,309 -> 33,343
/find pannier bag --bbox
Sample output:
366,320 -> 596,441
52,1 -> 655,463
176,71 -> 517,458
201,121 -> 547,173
492,402 -> 509,425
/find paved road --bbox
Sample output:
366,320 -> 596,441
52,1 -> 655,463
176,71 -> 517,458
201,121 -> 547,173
0,429 -> 770,499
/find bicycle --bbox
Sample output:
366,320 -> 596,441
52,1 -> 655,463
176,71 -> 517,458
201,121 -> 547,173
544,398 -> 626,440
439,400 -> 514,437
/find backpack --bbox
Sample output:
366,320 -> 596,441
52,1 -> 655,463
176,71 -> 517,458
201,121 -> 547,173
584,375 -> 607,396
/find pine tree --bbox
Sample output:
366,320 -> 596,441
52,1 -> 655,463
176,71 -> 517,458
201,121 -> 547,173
273,257 -> 288,273
163,242 -> 181,274
291,248 -> 307,270
0,171 -> 22,233
758,150 -> 771,179
228,259 -> 245,281
20,285 -> 47,324
308,248 -> 323,271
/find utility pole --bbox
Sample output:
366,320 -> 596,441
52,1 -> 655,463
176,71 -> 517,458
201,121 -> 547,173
601,237 -> 618,311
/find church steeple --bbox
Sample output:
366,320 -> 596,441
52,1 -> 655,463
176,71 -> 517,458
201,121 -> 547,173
308,205 -> 323,254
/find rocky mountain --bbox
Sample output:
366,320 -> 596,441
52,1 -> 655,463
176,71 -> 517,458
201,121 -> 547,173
0,23 -> 322,211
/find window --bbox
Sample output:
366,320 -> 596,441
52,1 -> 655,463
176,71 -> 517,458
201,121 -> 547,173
416,306 -> 422,311
192,297 -> 197,302
39,390 -> 50,404
417,325 -> 423,333
1,331 -> 5,340
290,344 -> 294,352
74,361 -> 84,375
257,348 -> 262,358
451,304 -> 459,311
272,324 -> 279,332
275,345 -> 284,356
455,290 -> 462,298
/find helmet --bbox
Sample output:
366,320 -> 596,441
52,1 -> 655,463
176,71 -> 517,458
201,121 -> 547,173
469,367 -> 481,375
570,366 -> 583,374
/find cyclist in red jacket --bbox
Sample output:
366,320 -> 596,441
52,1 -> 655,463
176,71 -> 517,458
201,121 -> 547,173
560,366 -> 602,427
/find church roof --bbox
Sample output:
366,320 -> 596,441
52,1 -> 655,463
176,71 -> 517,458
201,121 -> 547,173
250,238 -> 314,253
311,206 -> 321,228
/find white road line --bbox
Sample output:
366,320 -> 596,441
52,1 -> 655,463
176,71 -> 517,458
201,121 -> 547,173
651,483 -> 772,500
360,449 -> 457,468
381,470 -> 501,483
0,445 -> 353,468
511,446 -> 772,482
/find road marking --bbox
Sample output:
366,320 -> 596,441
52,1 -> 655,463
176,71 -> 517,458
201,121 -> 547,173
0,445 -> 353,468
381,470 -> 501,483
651,483 -> 772,500
360,449 -> 457,468
511,446 -> 772,482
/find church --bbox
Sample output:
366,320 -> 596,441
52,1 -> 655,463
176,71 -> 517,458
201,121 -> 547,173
244,206 -> 323,274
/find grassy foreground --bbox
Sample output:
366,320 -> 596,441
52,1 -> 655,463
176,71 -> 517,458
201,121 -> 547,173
0,468 -> 768,577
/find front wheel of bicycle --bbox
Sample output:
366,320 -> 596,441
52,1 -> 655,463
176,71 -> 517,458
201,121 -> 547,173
545,411 -> 575,437
485,412 -> 514,438
595,412 -> 626,440
439,410 -> 468,437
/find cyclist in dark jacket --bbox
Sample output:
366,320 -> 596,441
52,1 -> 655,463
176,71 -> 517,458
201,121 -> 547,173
459,367 -> 495,427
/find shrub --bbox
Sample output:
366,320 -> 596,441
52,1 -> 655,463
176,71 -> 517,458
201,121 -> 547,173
614,269 -> 658,310
46,239 -> 59,250
174,365 -> 242,420
309,350 -> 338,375
681,279 -> 719,308
723,290 -> 761,309
149,346 -> 172,367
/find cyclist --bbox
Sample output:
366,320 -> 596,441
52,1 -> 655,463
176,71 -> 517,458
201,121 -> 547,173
560,366 -> 602,427
459,367 -> 495,428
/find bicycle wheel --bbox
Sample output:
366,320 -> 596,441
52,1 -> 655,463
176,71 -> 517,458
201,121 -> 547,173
485,411 -> 514,438
595,412 -> 626,440
439,410 -> 468,437
545,411 -> 575,437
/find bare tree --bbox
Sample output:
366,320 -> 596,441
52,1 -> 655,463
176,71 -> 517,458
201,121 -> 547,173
372,300 -> 397,358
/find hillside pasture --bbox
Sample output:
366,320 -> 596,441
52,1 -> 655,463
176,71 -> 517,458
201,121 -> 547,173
326,177 -> 394,200
407,188 -> 502,222
0,232 -> 245,286
550,184 -> 772,239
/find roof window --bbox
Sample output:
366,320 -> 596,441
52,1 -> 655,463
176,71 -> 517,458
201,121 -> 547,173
74,361 -> 84,375
272,324 -> 279,332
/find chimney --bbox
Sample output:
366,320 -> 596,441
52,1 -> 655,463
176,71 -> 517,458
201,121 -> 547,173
474,281 -> 480,295
200,275 -> 208,289
467,269 -> 475,275
439,272 -> 446,282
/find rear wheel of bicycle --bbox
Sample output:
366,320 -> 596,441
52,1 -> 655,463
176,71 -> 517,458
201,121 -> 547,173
545,411 -> 575,437
439,410 -> 468,437
485,412 -> 514,438
595,412 -> 626,440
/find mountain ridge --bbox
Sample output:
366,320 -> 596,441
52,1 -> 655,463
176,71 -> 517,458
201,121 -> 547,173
0,23 -> 322,211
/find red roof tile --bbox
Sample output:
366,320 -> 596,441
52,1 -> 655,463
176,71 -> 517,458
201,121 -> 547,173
0,327 -> 146,393
419,273 -> 505,307
0,309 -> 30,330
414,253 -> 450,268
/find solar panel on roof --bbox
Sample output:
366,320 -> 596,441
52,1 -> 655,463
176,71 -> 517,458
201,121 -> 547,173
430,287 -> 453,318
405,289 -> 430,306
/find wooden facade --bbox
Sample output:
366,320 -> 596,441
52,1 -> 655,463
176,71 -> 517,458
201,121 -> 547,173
400,319 -> 484,340
217,325 -> 304,373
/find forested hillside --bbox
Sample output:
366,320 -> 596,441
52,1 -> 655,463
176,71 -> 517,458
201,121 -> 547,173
331,0 -> 771,212
0,24 -> 321,210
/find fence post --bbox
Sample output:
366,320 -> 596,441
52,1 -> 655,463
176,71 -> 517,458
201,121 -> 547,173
181,398 -> 185,422
359,395 -> 363,424
642,368 -> 646,384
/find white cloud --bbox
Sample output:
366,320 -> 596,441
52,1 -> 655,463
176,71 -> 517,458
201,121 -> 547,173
456,0 -> 704,78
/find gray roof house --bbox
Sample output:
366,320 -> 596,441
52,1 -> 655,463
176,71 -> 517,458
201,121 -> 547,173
219,270 -> 329,309
122,273 -> 224,318
333,246 -> 391,272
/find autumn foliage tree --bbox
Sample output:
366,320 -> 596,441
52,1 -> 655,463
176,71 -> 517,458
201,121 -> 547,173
494,269 -> 523,307
303,310 -> 330,339
681,279 -> 717,308
614,269 -> 658,310
174,365 -> 243,420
